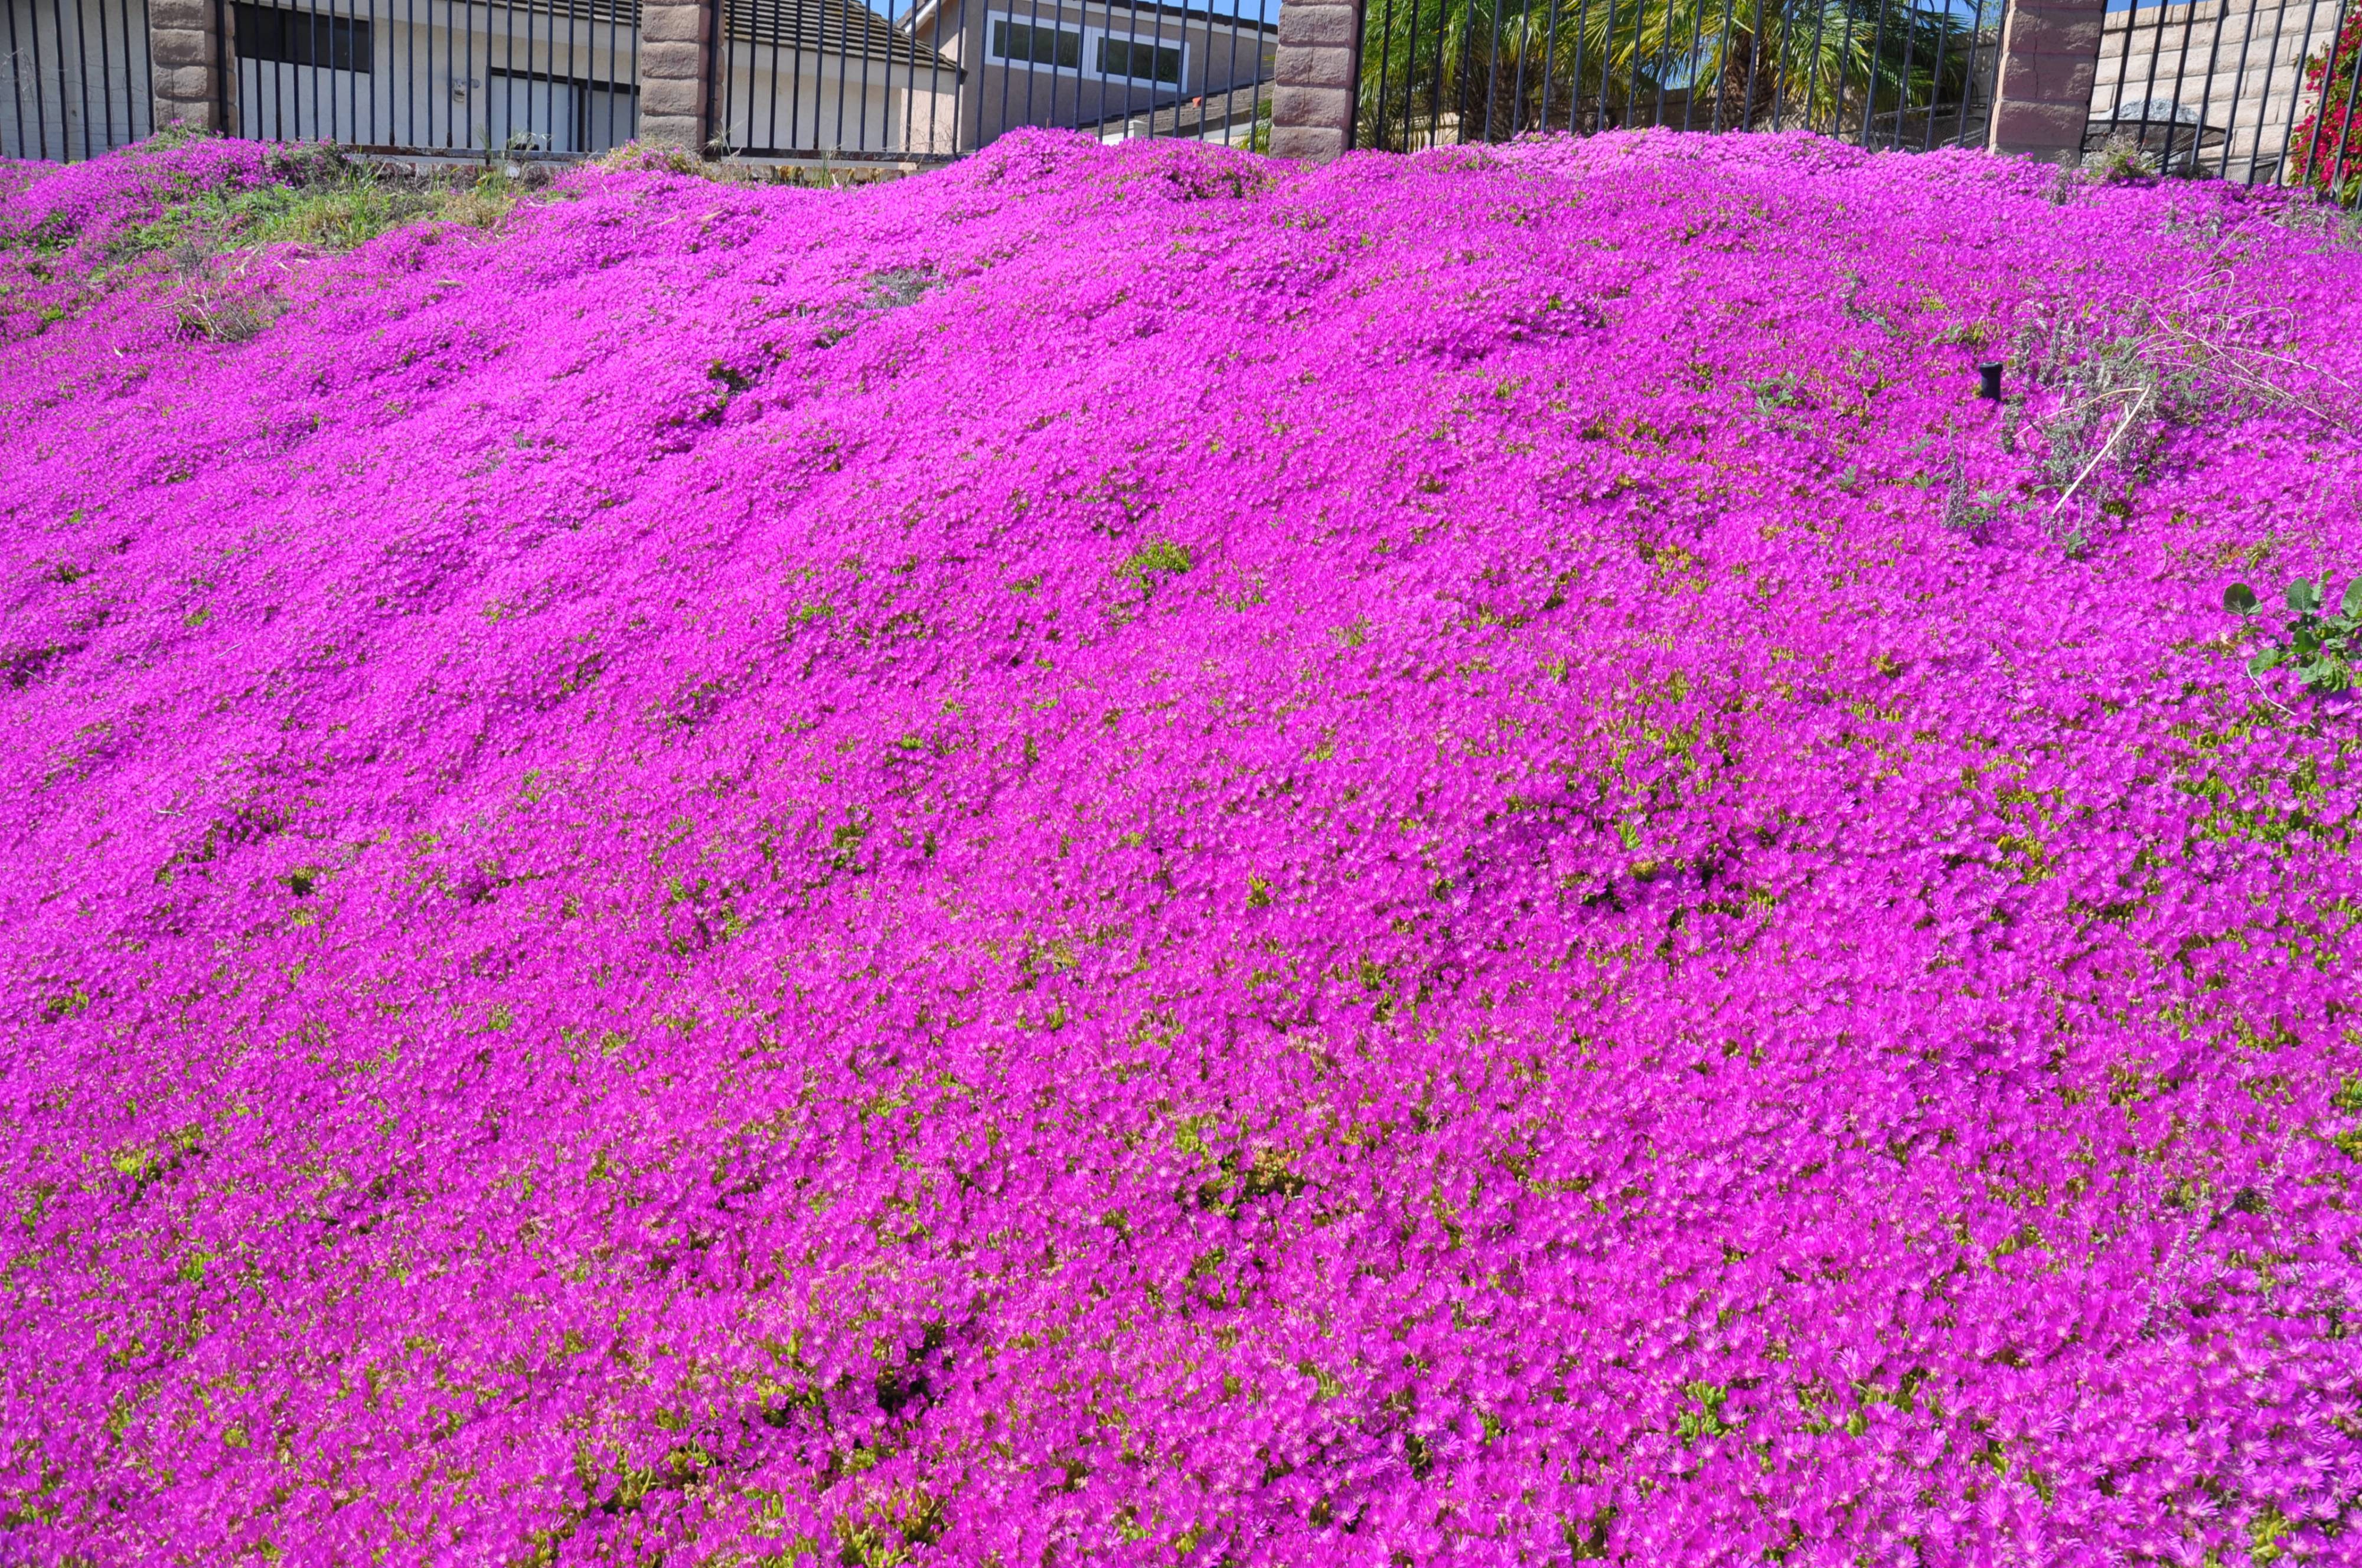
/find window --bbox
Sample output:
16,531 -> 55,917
991,18 -> 1082,68
984,13 -> 1188,81
1096,35 -> 1181,84
234,3 -> 371,71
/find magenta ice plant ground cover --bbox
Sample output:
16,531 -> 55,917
4,129 -> 2361,1565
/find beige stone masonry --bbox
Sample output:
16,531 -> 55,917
150,0 -> 224,132
638,0 -> 715,151
1269,0 -> 1361,163
1988,0 -> 2107,162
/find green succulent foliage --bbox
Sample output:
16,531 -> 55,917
2225,575 -> 2362,694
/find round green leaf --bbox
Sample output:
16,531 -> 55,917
2224,583 -> 2258,616
2287,578 -> 2320,614
2343,578 -> 2362,618
2249,646 -> 2285,674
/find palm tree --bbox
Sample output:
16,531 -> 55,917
1355,0 -> 1992,153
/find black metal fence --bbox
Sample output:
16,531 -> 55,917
1352,0 -> 2362,204
2089,0 -> 2361,201
4,0 -> 153,159
712,0 -> 956,155
1355,0 -> 2002,150
4,0 -> 2356,196
230,0 -> 641,151
945,0 -> 1274,150
710,0 -> 1278,158
1,0 -> 1268,160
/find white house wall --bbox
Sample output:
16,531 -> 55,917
928,0 -> 1272,142
716,50 -> 962,153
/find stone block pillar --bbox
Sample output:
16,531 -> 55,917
151,0 -> 227,133
639,0 -> 716,152
1987,0 -> 2106,162
1268,0 -> 1361,164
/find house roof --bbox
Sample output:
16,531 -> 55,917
723,0 -> 960,69
498,0 -> 957,69
904,0 -> 1277,45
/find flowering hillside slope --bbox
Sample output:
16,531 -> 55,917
4,132 -> 2360,1565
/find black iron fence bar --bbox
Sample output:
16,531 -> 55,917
2271,0 -> 2330,179
1225,0 -> 1254,142
1801,0 -> 1832,134
2241,0 -> 2303,182
1481,0 -> 1501,139
2331,0 -> 2360,194
1404,0 -> 1425,145
2216,0 -> 2266,176
2192,0 -> 2229,165
1531,0 -> 1555,125
1691,0 -> 1710,130
1113,0 -> 1131,136
1510,0 -> 1531,135
1723,0 -> 1746,130
2128,0 -> 2167,157
27,0 -> 44,152
1950,0 -> 1986,146
1890,0 -> 1921,148
1858,0 -> 1890,144
96,0 -> 118,145
1741,0 -> 1766,131
1677,0 -> 1704,129
1594,0 -> 1618,128
6,0 -> 25,156
73,0 -> 94,151
1920,0 -> 1950,147
2168,0 -> 2208,162
2312,0 -> 2354,188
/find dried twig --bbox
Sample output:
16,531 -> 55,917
2048,384 -> 2154,517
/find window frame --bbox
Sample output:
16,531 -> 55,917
231,2 -> 373,73
1092,33 -> 1183,84
989,17 -> 1084,69
981,9 -> 1189,87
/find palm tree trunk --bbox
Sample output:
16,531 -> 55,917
1714,24 -> 1766,131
